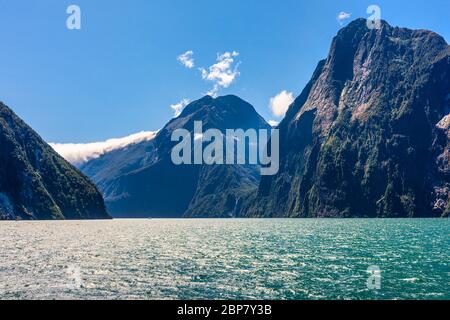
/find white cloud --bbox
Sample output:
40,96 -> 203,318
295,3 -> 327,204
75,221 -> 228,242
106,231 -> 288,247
337,11 -> 351,24
170,98 -> 190,117
269,91 -> 294,117
50,131 -> 158,165
200,51 -> 241,97
268,120 -> 280,127
177,50 -> 195,69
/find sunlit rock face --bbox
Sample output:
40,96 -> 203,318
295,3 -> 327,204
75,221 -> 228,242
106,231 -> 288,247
245,19 -> 450,218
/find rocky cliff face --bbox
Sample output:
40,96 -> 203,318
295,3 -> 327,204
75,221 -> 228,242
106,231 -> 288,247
0,102 -> 110,220
245,19 -> 450,218
81,95 -> 270,218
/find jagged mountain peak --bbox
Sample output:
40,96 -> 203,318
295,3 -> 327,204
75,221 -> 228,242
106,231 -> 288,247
336,18 -> 447,44
287,19 -> 449,138
179,94 -> 263,121
79,94 -> 270,218
247,20 -> 450,218
160,95 -> 270,147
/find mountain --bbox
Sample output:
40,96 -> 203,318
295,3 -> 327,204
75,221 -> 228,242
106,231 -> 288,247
244,19 -> 450,218
0,102 -> 110,220
80,95 -> 271,218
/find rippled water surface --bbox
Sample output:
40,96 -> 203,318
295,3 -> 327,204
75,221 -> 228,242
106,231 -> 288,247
0,219 -> 448,300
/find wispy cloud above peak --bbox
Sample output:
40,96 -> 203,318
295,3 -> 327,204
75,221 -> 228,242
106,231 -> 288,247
50,131 -> 158,165
200,51 -> 241,97
177,50 -> 195,69
337,11 -> 351,25
170,98 -> 190,117
175,50 -> 241,98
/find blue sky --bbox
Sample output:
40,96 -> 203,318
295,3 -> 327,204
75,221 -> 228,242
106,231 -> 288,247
0,0 -> 449,143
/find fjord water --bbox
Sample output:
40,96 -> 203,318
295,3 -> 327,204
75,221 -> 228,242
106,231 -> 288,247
0,219 -> 448,300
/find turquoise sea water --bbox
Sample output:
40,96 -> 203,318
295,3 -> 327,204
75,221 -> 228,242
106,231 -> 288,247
0,219 -> 448,300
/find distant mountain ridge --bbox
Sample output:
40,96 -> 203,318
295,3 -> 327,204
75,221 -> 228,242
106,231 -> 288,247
0,102 -> 110,220
80,95 -> 270,218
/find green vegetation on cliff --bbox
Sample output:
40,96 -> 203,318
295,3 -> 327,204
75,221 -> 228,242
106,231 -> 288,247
0,102 -> 110,220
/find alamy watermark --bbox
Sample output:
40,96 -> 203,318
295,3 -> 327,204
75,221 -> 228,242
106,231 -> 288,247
66,264 -> 83,290
66,5 -> 81,30
367,265 -> 382,290
171,121 -> 280,176
367,5 -> 382,30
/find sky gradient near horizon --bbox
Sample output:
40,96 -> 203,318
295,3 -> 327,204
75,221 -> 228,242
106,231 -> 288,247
1,0 -> 449,143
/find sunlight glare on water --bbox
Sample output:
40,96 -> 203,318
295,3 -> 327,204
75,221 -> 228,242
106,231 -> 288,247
0,219 -> 448,300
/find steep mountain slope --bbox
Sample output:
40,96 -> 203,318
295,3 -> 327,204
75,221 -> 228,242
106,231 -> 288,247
80,136 -> 158,199
183,164 -> 260,218
0,102 -> 110,220
81,95 -> 270,218
245,19 -> 450,218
